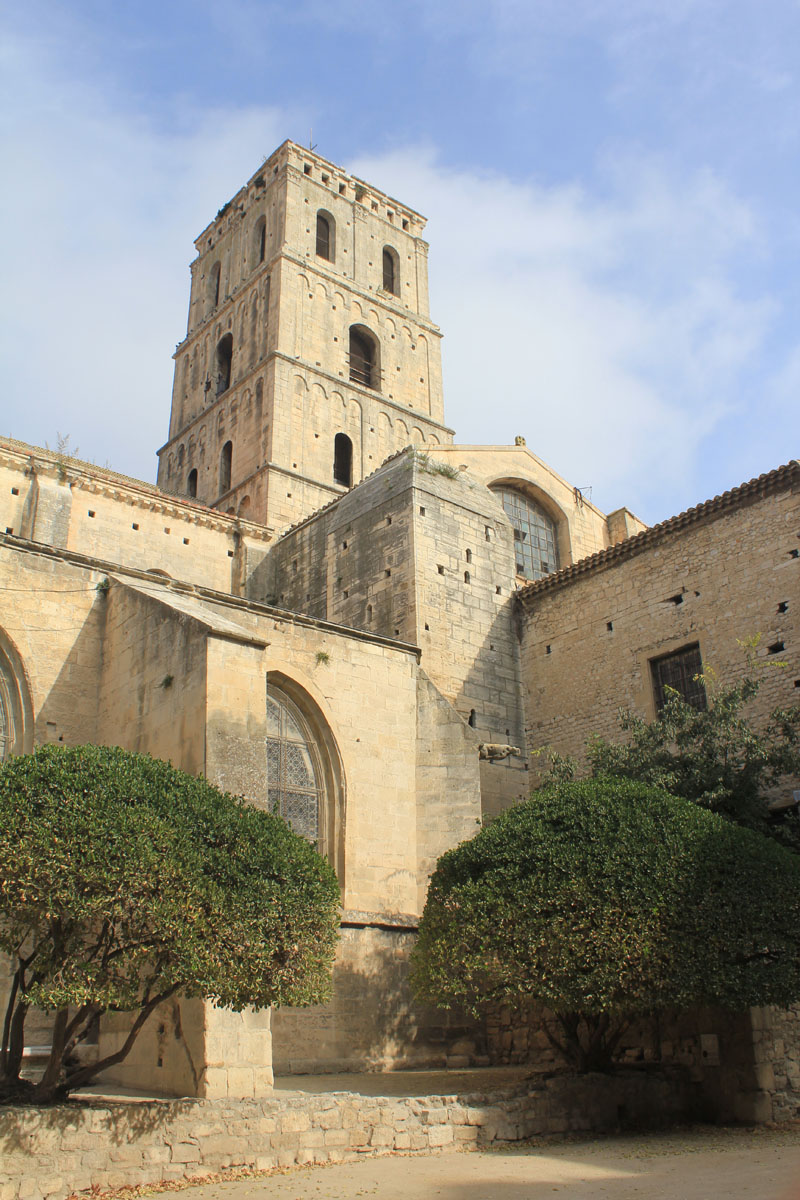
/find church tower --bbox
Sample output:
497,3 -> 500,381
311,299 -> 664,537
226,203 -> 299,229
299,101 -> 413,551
156,140 -> 453,531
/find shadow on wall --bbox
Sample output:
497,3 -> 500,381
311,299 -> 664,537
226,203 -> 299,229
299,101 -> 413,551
272,926 -> 484,1075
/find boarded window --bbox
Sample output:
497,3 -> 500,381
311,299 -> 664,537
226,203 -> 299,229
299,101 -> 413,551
650,644 -> 707,711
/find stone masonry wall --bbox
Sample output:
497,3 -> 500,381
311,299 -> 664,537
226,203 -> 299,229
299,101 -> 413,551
1,1072 -> 701,1200
517,477 -> 800,782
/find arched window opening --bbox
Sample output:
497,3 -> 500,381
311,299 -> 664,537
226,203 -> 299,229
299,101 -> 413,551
187,468 -> 198,498
383,247 -> 398,295
215,334 -> 233,397
254,216 -> 266,265
333,433 -> 353,487
219,441 -> 233,494
209,262 -> 221,308
0,632 -> 33,761
316,211 -> 334,261
349,325 -> 378,390
267,683 -> 334,859
493,488 -> 559,581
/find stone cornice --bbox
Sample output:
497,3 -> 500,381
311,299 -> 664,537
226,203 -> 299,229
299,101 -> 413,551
0,438 -> 273,542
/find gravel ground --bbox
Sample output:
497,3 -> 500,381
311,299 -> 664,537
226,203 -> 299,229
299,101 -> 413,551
141,1125 -> 800,1200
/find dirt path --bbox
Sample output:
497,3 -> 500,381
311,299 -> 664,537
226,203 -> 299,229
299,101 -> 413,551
172,1126 -> 800,1200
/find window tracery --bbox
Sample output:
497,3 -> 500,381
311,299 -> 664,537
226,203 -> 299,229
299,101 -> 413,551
267,687 -> 325,849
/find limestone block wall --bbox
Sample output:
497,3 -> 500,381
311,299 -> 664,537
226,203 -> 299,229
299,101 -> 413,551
0,541 -> 106,749
95,580 -> 209,774
261,451 -> 528,816
0,439 -> 273,594
517,468 -> 800,780
272,921 -> 477,1075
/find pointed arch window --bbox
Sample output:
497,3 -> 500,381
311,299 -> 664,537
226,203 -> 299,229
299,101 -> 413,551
0,633 -> 32,761
493,488 -> 559,581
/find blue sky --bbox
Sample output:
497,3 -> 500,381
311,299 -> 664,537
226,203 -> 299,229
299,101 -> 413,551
2,0 -> 800,523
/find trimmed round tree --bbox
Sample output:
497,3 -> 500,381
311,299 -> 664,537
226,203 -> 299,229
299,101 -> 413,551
412,778 -> 800,1072
0,744 -> 340,1104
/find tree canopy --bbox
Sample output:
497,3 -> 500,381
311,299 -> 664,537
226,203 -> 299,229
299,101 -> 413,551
583,674 -> 800,843
412,778 -> 800,1071
0,744 -> 340,1103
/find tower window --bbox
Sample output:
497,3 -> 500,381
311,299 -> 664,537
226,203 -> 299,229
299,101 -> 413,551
316,211 -> 335,261
187,468 -> 198,498
333,433 -> 353,487
219,440 -> 233,495
382,247 -> 399,295
209,261 -> 221,308
215,333 -> 233,396
492,487 -> 559,581
349,325 -> 379,390
254,216 -> 266,265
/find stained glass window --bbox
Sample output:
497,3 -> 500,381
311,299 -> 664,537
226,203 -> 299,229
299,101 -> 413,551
0,689 -> 7,761
494,488 -> 559,581
267,687 -> 323,846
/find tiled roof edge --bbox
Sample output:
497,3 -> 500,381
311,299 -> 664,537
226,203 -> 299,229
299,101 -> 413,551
516,460 -> 800,602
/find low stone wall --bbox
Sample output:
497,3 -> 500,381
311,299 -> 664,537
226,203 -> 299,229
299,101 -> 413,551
1,1073 -> 696,1200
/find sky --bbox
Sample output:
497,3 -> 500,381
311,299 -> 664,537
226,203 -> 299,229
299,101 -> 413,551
2,0 -> 800,524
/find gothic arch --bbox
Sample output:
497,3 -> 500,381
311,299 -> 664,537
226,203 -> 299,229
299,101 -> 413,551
489,478 -> 570,578
0,629 -> 34,760
266,671 -> 346,883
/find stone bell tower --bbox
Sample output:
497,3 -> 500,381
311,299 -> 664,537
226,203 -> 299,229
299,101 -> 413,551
156,140 -> 453,531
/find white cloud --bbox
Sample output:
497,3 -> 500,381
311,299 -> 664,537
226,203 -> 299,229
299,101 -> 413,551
0,30 -> 293,480
0,22 -> 787,523
348,146 -> 772,517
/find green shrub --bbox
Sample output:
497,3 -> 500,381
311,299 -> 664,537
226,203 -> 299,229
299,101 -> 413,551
412,778 -> 800,1071
0,744 -> 340,1103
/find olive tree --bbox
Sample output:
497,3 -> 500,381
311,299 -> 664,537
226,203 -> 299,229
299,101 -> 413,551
412,779 -> 800,1072
0,744 -> 340,1104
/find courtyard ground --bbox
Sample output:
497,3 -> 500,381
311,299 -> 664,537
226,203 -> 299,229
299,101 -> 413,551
166,1126 -> 800,1200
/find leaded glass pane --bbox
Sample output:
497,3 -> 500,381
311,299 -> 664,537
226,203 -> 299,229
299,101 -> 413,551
281,791 -> 318,842
267,697 -> 282,736
266,738 -> 281,783
285,742 -> 315,789
494,489 -> 559,582
282,709 -> 305,744
265,685 -> 323,847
